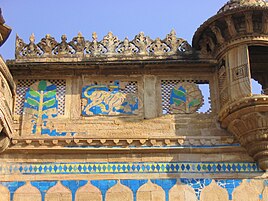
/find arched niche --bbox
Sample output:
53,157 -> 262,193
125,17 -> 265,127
45,181 -> 72,201
14,182 -> 41,201
0,184 -> 9,201
233,180 -> 259,201
76,182 -> 102,201
137,180 -> 165,201
200,180 -> 228,201
169,182 -> 197,201
106,182 -> 133,201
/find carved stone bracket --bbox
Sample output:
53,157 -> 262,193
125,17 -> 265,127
219,96 -> 268,170
15,30 -> 193,60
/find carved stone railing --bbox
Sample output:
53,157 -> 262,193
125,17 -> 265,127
15,30 -> 193,60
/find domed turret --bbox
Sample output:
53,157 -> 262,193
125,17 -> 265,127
218,0 -> 268,13
193,0 -> 268,171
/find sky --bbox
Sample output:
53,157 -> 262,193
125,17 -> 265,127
1,0 -> 227,59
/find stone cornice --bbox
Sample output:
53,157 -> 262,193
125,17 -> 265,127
7,58 -> 217,76
8,136 -> 239,154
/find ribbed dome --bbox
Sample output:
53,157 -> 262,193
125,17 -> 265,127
218,0 -> 268,13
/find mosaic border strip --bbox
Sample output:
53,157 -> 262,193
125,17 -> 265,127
0,162 -> 263,175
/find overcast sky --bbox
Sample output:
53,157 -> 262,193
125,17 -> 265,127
1,0 -> 227,59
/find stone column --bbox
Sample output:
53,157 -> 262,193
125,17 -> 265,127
143,75 -> 158,119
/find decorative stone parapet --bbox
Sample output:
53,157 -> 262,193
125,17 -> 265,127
15,30 -> 194,61
219,96 -> 268,170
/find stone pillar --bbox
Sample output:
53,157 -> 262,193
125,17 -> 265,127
143,75 -> 157,119
225,45 -> 251,102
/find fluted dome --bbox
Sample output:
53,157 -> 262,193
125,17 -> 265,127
218,0 -> 268,13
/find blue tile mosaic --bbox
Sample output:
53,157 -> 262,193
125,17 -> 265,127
215,179 -> 242,200
151,179 -> 177,201
23,80 -> 76,137
91,180 -> 117,201
121,180 -> 148,201
61,180 -> 87,201
1,179 -> 267,201
31,181 -> 57,201
82,80 -> 138,116
180,178 -> 212,200
0,162 -> 262,175
1,181 -> 25,201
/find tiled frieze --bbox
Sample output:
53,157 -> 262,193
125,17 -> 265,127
0,178 -> 267,201
0,162 -> 262,175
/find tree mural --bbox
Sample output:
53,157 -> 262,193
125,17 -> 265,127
23,80 -> 58,135
170,82 -> 204,114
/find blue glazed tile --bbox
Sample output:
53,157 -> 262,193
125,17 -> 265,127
216,179 -> 242,200
91,180 -> 117,201
62,180 -> 87,201
151,179 -> 177,201
1,181 -> 25,201
31,181 -> 57,201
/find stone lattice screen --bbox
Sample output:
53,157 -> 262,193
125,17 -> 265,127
118,81 -> 138,94
15,79 -> 66,115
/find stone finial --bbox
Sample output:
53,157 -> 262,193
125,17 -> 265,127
133,32 -> 153,55
164,29 -> 179,54
69,32 -> 85,54
38,34 -> 57,56
54,34 -> 73,55
17,33 -> 42,57
101,31 -> 120,54
15,34 -> 25,58
149,37 -> 169,55
117,37 -> 138,55
85,32 -> 103,56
